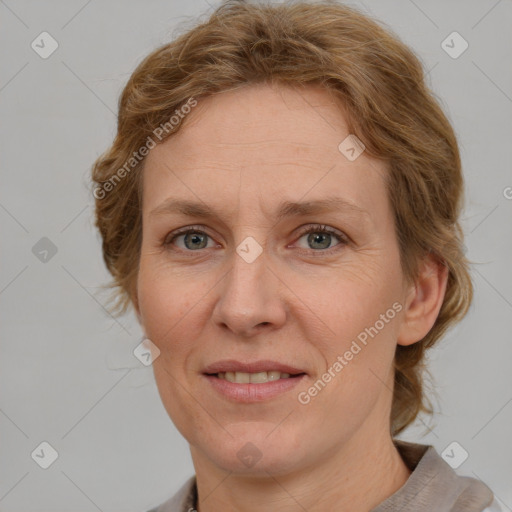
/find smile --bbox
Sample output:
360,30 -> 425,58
215,370 -> 300,383
204,372 -> 306,402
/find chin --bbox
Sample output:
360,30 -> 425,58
200,428 -> 310,476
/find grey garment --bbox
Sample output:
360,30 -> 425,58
146,439 -> 495,512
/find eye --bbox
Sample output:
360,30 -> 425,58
294,224 -> 348,253
163,224 -> 348,254
164,226 -> 216,251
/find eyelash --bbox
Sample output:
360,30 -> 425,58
163,224 -> 348,256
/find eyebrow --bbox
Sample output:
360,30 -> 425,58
149,196 -> 370,222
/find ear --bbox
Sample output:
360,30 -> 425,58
397,253 -> 449,346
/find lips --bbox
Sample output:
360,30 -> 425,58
202,359 -> 307,376
203,369 -> 307,402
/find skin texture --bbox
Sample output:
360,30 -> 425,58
134,82 -> 448,512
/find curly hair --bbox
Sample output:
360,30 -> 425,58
91,0 -> 473,436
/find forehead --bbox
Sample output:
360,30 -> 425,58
160,82 -> 353,152
141,83 -> 389,221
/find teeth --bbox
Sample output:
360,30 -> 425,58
218,371 -> 293,383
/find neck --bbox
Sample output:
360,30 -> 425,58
191,426 -> 411,512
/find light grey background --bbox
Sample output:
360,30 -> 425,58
1,0 -> 511,511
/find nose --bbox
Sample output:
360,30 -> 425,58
210,242 -> 287,337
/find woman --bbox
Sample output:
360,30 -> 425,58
91,1 -> 501,511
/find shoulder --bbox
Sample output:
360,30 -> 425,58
386,439 -> 499,512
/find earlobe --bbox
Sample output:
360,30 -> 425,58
397,254 -> 449,347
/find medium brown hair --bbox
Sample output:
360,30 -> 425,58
91,0 -> 473,436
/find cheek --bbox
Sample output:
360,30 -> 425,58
306,266 -> 401,345
300,261 -> 402,400
136,261 -> 204,435
136,258 -> 200,352
305,309 -> 398,431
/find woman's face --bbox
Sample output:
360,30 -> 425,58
136,83 -> 412,475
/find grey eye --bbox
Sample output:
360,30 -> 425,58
172,231 -> 212,250
306,232 -> 333,250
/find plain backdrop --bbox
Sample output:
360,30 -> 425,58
1,0 -> 511,511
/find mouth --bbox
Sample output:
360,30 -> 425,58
202,359 -> 307,376
202,364 -> 307,402
205,371 -> 306,383
201,360 -> 308,401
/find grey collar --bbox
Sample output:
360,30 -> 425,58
371,439 -> 494,512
